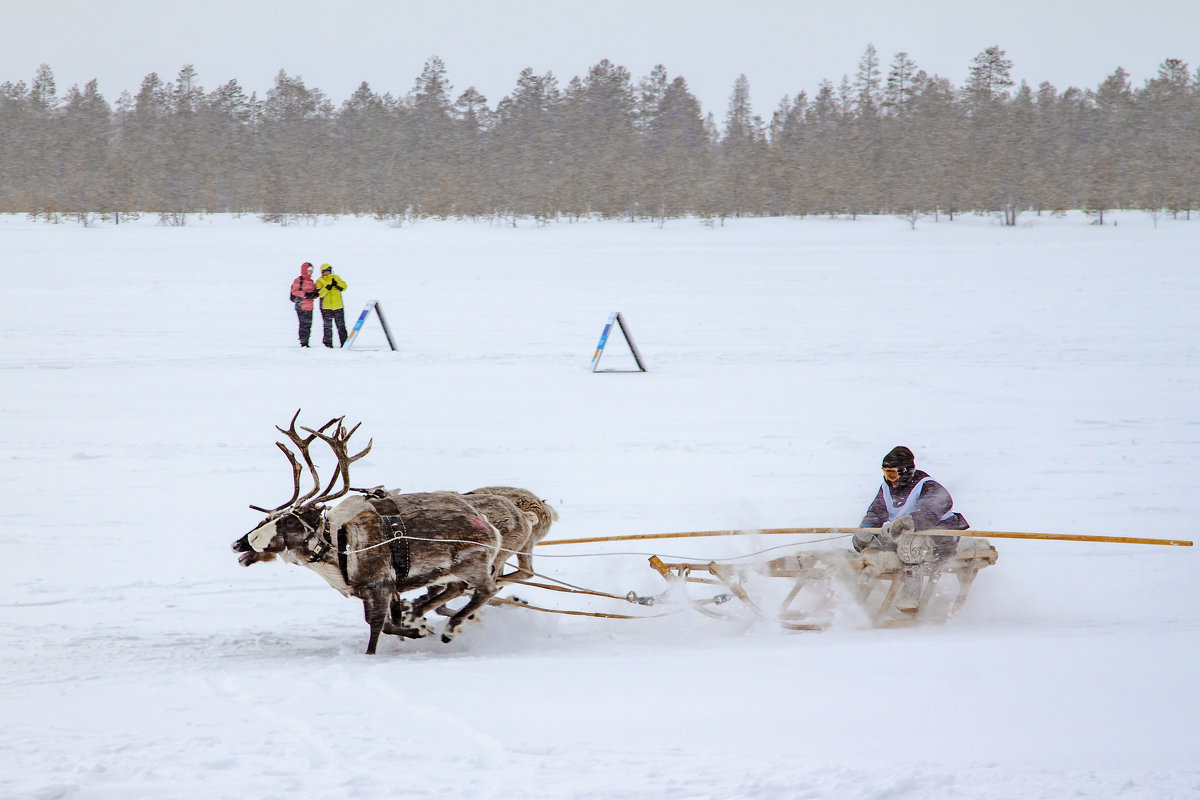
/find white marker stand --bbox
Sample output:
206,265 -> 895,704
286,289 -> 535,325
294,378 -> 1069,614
342,300 -> 397,351
590,312 -> 647,372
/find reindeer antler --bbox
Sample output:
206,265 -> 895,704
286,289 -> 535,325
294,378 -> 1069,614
284,413 -> 340,507
301,417 -> 373,506
249,409 -> 339,515
248,441 -> 305,513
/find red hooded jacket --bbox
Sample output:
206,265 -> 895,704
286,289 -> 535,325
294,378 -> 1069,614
290,263 -> 317,311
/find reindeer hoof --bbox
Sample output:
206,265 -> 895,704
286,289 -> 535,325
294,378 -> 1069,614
384,619 -> 428,639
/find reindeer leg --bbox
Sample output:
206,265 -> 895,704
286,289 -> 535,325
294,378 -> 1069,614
413,582 -> 467,618
383,619 -> 429,639
500,546 -> 534,583
385,597 -> 431,638
361,584 -> 392,655
442,578 -> 498,643
407,587 -> 440,614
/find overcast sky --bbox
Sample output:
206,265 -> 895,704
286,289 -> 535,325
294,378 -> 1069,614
4,0 -> 1196,117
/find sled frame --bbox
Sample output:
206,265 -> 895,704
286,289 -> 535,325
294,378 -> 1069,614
649,540 -> 998,629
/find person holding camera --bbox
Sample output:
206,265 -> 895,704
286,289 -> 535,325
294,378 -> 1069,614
289,261 -> 318,347
316,263 -> 348,348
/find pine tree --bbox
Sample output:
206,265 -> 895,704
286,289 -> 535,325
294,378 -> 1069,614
117,72 -> 172,210
913,75 -> 966,219
205,79 -> 256,213
1142,58 -> 1194,216
998,81 -> 1036,224
965,45 -> 1014,107
799,81 -> 842,215
1156,58 -> 1189,86
258,70 -> 334,219
766,92 -> 806,214
1026,81 -> 1071,214
450,87 -> 491,216
634,64 -> 669,133
159,65 -> 209,218
334,82 -> 397,216
883,52 -> 921,116
573,59 -> 637,219
493,68 -> 561,221
0,75 -> 37,210
854,43 -> 882,117
722,75 -> 754,139
642,74 -> 708,223
963,47 -> 1014,216
718,74 -> 765,217
407,56 -> 458,216
29,63 -> 57,111
23,65 -> 60,215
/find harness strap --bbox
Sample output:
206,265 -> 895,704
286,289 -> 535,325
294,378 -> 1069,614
380,514 -> 411,580
336,525 -> 350,584
307,510 -> 333,562
364,495 -> 411,581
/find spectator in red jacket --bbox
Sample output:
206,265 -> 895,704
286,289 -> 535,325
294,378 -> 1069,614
289,262 -> 318,347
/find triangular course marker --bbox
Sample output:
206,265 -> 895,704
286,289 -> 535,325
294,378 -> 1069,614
591,312 -> 647,372
342,300 -> 397,351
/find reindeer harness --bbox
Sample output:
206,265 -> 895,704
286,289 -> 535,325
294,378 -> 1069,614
284,507 -> 334,563
379,514 -> 412,580
365,496 -> 412,581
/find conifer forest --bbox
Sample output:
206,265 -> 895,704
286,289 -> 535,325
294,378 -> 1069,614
1,46 -> 1196,225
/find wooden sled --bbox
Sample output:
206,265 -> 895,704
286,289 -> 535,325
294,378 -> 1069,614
649,537 -> 998,629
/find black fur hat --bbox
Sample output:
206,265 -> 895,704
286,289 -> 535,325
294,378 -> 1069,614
881,446 -> 915,469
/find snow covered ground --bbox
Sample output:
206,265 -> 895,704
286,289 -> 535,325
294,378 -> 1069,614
2,210 -> 1197,799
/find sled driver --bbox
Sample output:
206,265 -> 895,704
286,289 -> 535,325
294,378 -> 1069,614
853,446 -> 968,596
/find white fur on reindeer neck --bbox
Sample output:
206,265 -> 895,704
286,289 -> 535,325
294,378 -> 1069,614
325,494 -> 372,531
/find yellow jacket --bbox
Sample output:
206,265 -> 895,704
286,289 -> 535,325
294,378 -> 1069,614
316,272 -> 347,311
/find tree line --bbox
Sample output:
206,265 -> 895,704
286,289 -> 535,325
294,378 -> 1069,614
0,47 -> 1196,225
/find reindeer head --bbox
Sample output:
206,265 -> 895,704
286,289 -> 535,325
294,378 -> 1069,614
231,410 -> 372,566
233,505 -> 328,566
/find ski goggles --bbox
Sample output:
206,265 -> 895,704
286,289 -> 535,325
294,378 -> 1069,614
882,466 -> 912,481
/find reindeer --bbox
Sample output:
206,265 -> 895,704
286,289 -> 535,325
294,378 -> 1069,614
396,491 -> 537,621
465,487 -> 558,582
231,412 -> 503,654
377,487 -> 557,623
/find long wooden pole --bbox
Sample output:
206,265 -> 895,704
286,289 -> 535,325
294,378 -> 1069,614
537,527 -> 1192,548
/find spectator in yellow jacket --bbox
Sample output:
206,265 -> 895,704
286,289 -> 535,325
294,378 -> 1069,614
316,264 -> 348,348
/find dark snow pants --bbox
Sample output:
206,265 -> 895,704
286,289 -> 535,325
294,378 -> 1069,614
322,307 -> 347,348
295,306 -> 313,345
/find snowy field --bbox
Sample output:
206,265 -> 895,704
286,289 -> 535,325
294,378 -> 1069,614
2,211 -> 1197,800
